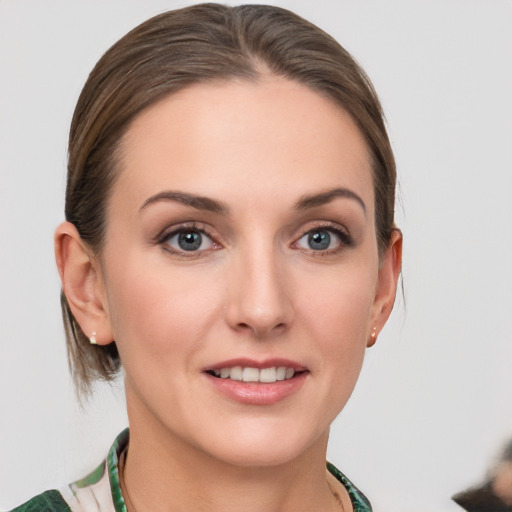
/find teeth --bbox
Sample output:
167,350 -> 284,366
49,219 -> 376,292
213,366 -> 298,383
242,367 -> 259,382
230,366 -> 243,381
259,367 -> 277,383
276,367 -> 287,381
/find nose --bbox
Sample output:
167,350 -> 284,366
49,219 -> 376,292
225,244 -> 294,338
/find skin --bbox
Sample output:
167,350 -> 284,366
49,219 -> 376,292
492,461 -> 512,505
56,75 -> 402,512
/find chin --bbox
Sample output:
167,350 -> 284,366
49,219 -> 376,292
196,420 -> 329,469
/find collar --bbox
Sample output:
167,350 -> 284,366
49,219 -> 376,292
107,428 -> 129,512
73,429 -> 371,512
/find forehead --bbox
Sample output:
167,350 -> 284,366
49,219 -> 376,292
114,76 -> 373,213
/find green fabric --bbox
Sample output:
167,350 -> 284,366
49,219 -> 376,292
101,430 -> 373,512
7,490 -> 70,512
327,461 -> 372,512
107,429 -> 128,512
74,461 -> 104,489
9,429 -> 372,512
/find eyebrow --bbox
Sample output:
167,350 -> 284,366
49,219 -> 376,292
295,187 -> 366,216
139,191 -> 230,215
140,187 -> 366,216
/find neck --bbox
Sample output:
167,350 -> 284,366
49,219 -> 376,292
122,400 -> 350,512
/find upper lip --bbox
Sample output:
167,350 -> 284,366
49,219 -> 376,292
204,358 -> 307,372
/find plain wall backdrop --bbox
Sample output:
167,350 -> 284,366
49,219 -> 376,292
1,1 -> 511,511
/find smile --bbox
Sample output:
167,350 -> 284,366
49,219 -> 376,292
209,366 -> 296,383
204,359 -> 308,405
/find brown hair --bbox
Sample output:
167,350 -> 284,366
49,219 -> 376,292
63,3 -> 397,395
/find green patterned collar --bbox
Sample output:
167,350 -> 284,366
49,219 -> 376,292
107,428 -> 129,512
105,429 -> 371,512
327,462 -> 372,512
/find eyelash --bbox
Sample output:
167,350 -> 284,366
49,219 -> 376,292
154,221 -> 353,258
156,222 -> 220,259
293,222 -> 354,256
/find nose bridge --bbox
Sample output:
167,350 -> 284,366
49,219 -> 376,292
226,236 -> 293,336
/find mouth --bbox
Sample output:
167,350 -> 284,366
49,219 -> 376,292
206,366 -> 304,383
204,361 -> 309,405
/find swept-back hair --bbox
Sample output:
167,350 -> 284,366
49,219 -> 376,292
63,3 -> 396,395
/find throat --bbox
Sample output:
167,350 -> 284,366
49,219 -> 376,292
120,443 -> 349,512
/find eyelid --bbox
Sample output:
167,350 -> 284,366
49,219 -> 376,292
291,221 -> 354,253
155,221 -> 222,257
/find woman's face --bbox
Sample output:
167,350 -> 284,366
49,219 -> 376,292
96,76 -> 397,466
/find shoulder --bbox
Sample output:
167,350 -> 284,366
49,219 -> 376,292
7,490 -> 70,512
6,429 -> 129,512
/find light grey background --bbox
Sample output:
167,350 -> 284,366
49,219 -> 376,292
1,1 -> 511,511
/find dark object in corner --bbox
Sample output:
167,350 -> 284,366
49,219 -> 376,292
453,482 -> 512,512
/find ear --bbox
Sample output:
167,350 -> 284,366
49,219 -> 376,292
54,221 -> 114,345
368,229 -> 403,347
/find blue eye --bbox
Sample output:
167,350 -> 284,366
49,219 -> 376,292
307,231 -> 331,250
164,229 -> 215,253
296,228 -> 346,251
177,231 -> 202,251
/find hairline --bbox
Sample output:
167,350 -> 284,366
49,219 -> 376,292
95,73 -> 378,253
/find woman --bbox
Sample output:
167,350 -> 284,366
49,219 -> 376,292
10,4 -> 401,511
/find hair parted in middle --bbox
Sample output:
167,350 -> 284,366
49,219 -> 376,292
62,3 -> 396,395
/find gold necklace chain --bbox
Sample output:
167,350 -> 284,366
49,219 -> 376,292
119,448 -> 138,512
119,448 -> 346,512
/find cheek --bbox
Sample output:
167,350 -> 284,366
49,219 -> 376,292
103,255 -> 223,363
296,263 -> 376,377
300,264 -> 376,335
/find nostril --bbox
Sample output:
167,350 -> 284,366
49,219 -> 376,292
235,320 -> 287,336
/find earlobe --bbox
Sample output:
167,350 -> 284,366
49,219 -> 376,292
368,229 -> 403,346
54,221 -> 113,345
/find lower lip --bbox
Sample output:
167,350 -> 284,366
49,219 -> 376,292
204,372 -> 308,405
